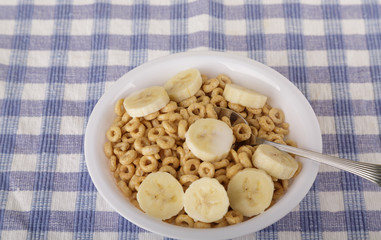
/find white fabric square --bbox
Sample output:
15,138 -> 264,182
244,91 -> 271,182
263,18 -> 285,34
59,116 -> 84,135
11,154 -> 37,172
358,153 -> 381,165
319,191 -> 344,211
47,232 -> 73,240
108,50 -> 130,66
148,19 -> 170,35
262,0 -> 283,4
300,0 -> 322,4
225,20 -> 246,36
364,191 -> 381,211
6,191 -> 33,211
63,83 -> 87,101
342,19 -> 365,35
306,50 -> 328,67
56,154 -> 80,172
265,50 -> 288,67
51,191 -> 77,211
354,116 -> 379,135
1,231 -> 28,240
303,19 -> 325,36
31,20 -> 55,36
349,83 -> 374,100
0,49 -> 11,65
0,81 -> 6,99
338,0 -> 362,5
95,193 -> 115,212
138,232 -> 164,240
70,19 -> 94,36
67,51 -> 91,67
277,231 -> 302,240
27,51 -> 51,67
309,83 -> 332,100
93,232 -> 119,240
22,83 -> 47,100
346,50 -> 370,67
188,14 -> 209,33
17,117 -> 42,135
109,19 -> 132,35
0,20 -> 15,35
323,232 -> 348,240
147,50 -> 170,62
317,116 -> 336,135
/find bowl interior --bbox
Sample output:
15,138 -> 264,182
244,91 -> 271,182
85,51 -> 321,240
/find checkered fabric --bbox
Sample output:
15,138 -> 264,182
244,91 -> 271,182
0,0 -> 380,239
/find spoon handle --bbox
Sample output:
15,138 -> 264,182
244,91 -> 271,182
259,138 -> 381,187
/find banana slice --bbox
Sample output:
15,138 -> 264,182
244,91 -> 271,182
185,118 -> 234,162
123,86 -> 170,117
252,144 -> 299,180
137,172 -> 184,220
164,68 -> 202,102
223,83 -> 267,109
227,168 -> 274,217
184,177 -> 229,223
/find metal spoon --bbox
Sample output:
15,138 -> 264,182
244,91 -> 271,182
214,106 -> 381,187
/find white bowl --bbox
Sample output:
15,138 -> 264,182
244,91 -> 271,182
85,51 -> 321,240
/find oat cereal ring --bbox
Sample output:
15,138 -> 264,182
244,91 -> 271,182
183,158 -> 201,175
160,101 -> 177,113
187,115 -> 201,125
133,137 -> 150,153
106,126 -> 122,142
266,133 -> 284,143
147,126 -> 165,142
156,136 -> 176,149
211,87 -> 224,98
216,175 -> 229,189
128,175 -> 146,191
258,127 -> 268,138
180,96 -> 197,108
175,214 -> 194,228
212,158 -> 229,169
141,120 -> 153,130
179,108 -> 190,120
179,174 -> 199,186
113,142 -> 129,158
246,118 -> 260,129
228,102 -> 245,113
187,102 -> 206,118
144,111 -> 160,121
162,156 -> 180,169
247,107 -> 262,115
262,103 -> 271,115
214,168 -> 226,177
104,142 -> 113,158
269,108 -> 285,124
221,116 -> 231,127
197,95 -> 210,105
110,155 -> 117,172
151,119 -> 160,127
228,149 -> 240,164
202,78 -> 219,93
198,162 -> 215,178
237,145 -> 252,156
130,123 -> 146,139
282,179 -> 289,191
119,164 -> 135,181
273,181 -> 284,200
124,118 -> 141,132
274,126 -> 289,135
285,139 -> 297,147
159,165 -> 177,178
293,161 -> 302,177
141,144 -> 160,156
178,119 -> 188,139
157,113 -> 182,122
114,99 -> 125,116
139,155 -> 159,172
117,180 -> 132,198
225,210 -> 243,225
239,111 -> 247,118
216,74 -> 232,88
134,165 -> 146,177
232,123 -> 251,142
205,104 -> 218,119
259,116 -> 275,132
201,74 -> 208,82
162,121 -> 177,134
195,89 -> 206,97
213,218 -> 228,228
238,152 -> 253,168
121,112 -> 132,123
194,222 -> 212,228
210,95 -> 228,108
226,163 -> 243,179
120,150 -> 138,165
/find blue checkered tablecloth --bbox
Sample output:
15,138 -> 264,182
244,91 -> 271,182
0,0 -> 380,239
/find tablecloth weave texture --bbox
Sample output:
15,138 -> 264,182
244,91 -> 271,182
0,0 -> 380,239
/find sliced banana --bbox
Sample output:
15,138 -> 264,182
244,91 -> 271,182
185,118 -> 234,162
164,68 -> 202,102
223,83 -> 267,109
137,172 -> 184,220
252,144 -> 299,180
184,177 -> 229,223
227,168 -> 274,217
123,86 -> 170,118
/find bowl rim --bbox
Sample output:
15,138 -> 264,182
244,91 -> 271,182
85,51 -> 321,240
